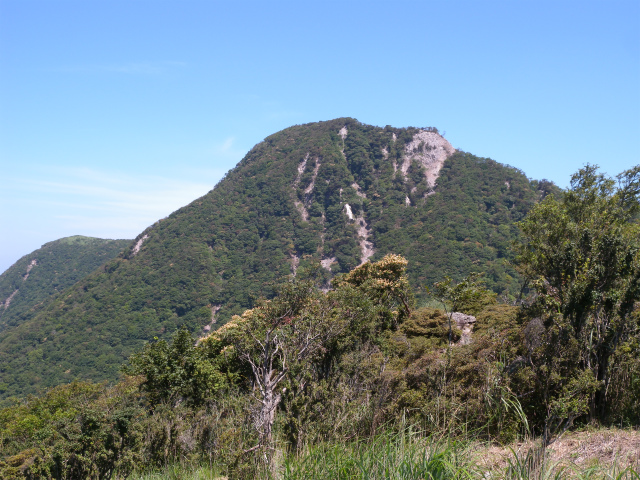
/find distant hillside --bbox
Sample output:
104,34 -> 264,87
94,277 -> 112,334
0,236 -> 131,334
0,118 -> 554,401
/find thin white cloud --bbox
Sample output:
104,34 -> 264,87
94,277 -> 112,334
207,137 -> 247,162
219,137 -> 235,152
4,166 -> 224,240
54,61 -> 187,75
265,110 -> 303,120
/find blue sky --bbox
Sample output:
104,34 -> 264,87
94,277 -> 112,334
1,0 -> 639,274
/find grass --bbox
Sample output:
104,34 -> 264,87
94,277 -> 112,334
282,430 -> 474,479
128,428 -> 639,480
498,446 -> 640,480
130,464 -> 226,480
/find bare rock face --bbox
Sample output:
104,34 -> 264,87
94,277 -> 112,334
401,131 -> 456,187
292,126 -> 455,273
451,312 -> 476,345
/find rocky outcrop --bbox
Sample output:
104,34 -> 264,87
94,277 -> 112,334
290,254 -> 300,276
344,203 -> 354,220
451,312 -> 476,345
401,131 -> 455,187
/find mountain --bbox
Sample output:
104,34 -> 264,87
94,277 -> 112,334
0,118 -> 552,401
0,236 -> 131,334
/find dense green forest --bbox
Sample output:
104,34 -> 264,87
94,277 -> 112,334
0,165 -> 638,479
0,236 -> 130,334
0,119 -> 557,402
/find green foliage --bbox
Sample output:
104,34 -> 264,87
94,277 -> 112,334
221,278 -> 341,455
433,273 -> 497,317
335,253 -> 413,323
514,164 -> 640,437
122,327 -> 237,408
0,119 -> 543,402
0,379 -> 257,479
432,273 -> 498,347
1,235 -> 639,478
386,304 -> 527,442
605,306 -> 640,425
0,236 -> 129,333
217,255 -> 414,458
371,152 -> 542,298
0,379 -> 145,479
126,434 -> 640,480
0,236 -> 130,403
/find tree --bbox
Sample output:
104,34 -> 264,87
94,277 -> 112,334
220,254 -> 413,462
122,327 -> 231,408
333,253 -> 413,329
515,164 -> 640,437
433,273 -> 496,346
221,280 -> 343,458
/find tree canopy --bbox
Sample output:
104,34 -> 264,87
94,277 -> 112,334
0,119 -> 546,402
515,164 -> 640,440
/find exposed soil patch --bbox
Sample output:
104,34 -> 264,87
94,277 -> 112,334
23,259 -> 37,281
321,257 -> 336,271
475,429 -> 640,476
351,182 -> 366,198
2,259 -> 40,311
1,289 -> 19,310
304,159 -> 321,195
293,153 -> 310,222
356,215 -> 374,264
132,235 -> 149,255
290,254 -> 300,277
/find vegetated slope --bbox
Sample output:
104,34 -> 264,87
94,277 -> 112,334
0,118 -> 551,401
0,236 -> 130,333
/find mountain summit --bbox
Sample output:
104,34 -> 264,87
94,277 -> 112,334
0,118 -> 544,400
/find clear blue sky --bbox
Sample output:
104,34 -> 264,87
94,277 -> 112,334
1,0 -> 639,274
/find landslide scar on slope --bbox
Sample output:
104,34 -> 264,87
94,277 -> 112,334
293,153 -> 323,223
1,259 -> 38,313
291,153 -> 323,274
400,131 -> 455,187
132,235 -> 149,255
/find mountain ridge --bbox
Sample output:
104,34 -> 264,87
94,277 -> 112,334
0,236 -> 131,333
0,118 -> 550,401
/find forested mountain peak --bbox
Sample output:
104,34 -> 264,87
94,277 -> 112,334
0,236 -> 130,333
0,118 -> 544,401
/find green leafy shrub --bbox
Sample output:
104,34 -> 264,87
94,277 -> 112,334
0,378 -> 144,479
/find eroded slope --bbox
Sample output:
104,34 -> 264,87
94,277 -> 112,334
0,118 -> 542,401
